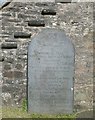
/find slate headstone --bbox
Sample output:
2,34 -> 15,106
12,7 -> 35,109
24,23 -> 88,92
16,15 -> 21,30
28,28 -> 74,114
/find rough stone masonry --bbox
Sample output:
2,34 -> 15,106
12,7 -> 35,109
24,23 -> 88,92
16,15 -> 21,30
0,1 -> 93,113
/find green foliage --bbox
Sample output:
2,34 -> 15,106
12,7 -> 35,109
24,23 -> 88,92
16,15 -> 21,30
22,98 -> 27,112
31,113 -> 76,119
2,107 -> 30,118
2,106 -> 77,119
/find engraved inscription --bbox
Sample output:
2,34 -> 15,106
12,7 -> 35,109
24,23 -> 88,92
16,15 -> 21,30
28,29 -> 74,114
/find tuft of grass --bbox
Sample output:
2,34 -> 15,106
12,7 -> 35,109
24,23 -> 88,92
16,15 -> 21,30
2,106 -> 30,118
2,106 -> 77,119
31,113 -> 76,119
22,98 -> 27,112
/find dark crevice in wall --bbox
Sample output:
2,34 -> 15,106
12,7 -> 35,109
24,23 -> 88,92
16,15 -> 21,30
41,9 -> 56,15
0,57 -> 4,62
14,32 -> 31,38
55,0 -> 71,3
28,20 -> 45,27
5,39 -> 17,42
1,42 -> 17,49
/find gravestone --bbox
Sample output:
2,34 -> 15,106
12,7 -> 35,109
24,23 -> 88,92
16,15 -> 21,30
28,28 -> 74,114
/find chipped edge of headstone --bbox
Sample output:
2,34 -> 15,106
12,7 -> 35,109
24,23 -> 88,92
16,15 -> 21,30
0,0 -> 12,10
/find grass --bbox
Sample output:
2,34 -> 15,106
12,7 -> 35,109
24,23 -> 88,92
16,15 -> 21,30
2,106 -> 77,119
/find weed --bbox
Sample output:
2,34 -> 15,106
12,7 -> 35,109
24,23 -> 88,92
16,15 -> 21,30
22,98 -> 27,112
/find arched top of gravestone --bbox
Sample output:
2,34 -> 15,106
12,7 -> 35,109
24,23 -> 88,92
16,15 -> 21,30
28,28 -> 74,53
0,0 -> 11,9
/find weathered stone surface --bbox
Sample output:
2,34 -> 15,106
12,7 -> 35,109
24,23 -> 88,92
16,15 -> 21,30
1,43 -> 17,49
35,2 -> 55,7
2,84 -> 25,94
1,2 -> 93,112
4,7 -> 20,12
7,18 -> 21,22
2,13 -> 11,16
28,28 -> 74,114
72,0 -> 95,2
18,13 -> 29,19
12,0 -> 55,2
35,2 -> 49,6
14,32 -> 31,38
15,64 -> 23,70
4,64 -> 11,70
41,9 -> 56,15
28,20 -> 45,27
3,70 -> 23,78
4,57 -> 14,63
77,110 -> 93,118
3,71 -> 14,78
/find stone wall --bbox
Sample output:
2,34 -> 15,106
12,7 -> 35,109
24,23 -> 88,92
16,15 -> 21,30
0,2 -> 93,112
